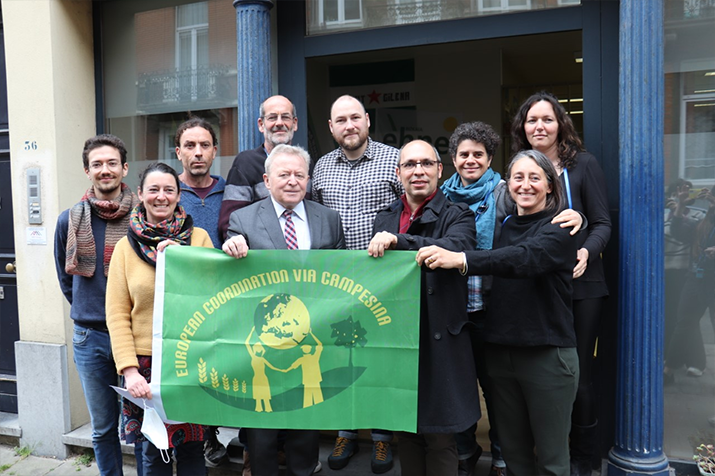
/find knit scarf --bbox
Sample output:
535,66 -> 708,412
65,184 -> 138,277
127,204 -> 193,266
441,168 -> 500,251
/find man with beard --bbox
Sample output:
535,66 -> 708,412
54,134 -> 141,476
311,95 -> 402,473
176,117 -> 226,247
219,95 -> 298,239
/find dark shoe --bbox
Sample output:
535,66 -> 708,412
204,431 -> 228,467
570,458 -> 592,476
570,421 -> 597,476
242,448 -> 252,476
489,465 -> 507,476
371,441 -> 394,474
457,445 -> 483,476
328,436 -> 359,470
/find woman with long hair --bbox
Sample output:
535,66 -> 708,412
107,162 -> 213,475
418,150 -> 579,476
511,92 -> 611,476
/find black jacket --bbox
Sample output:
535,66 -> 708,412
372,190 -> 479,433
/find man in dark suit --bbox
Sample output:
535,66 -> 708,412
222,143 -> 345,476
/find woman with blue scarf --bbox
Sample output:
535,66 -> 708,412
442,122 -> 582,476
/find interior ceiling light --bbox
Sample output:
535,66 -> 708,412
574,51 -> 583,64
694,103 -> 715,107
705,72 -> 715,76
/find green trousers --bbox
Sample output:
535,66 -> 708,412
485,344 -> 579,476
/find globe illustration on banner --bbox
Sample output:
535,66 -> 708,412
254,293 -> 311,349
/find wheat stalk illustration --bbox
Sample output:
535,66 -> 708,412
222,374 -> 230,391
210,368 -> 219,388
197,358 -> 207,384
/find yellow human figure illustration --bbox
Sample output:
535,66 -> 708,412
284,331 -> 324,408
245,328 -> 282,412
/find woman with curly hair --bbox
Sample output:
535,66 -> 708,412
442,121 -> 583,476
511,92 -> 611,476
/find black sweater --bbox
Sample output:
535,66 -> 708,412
466,209 -> 577,347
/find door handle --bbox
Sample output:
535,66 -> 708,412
5,261 -> 15,273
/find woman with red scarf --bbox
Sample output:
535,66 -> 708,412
107,162 -> 213,475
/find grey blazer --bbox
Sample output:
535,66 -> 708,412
226,198 -> 346,250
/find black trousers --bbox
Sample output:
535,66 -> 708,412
246,428 -> 319,476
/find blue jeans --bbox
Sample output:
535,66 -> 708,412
73,324 -> 124,476
339,429 -> 393,442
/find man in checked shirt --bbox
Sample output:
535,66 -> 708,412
311,94 -> 402,474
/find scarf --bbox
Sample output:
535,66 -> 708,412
65,183 -> 138,277
127,203 -> 193,266
440,168 -> 500,251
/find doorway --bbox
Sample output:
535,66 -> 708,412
0,12 -> 19,414
305,30 -> 583,177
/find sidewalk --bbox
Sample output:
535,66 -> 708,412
0,431 -> 498,475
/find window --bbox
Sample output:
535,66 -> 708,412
307,0 -> 579,35
679,93 -> 715,183
102,0 -> 238,190
477,0 -> 531,13
176,2 -> 209,102
320,0 -> 362,26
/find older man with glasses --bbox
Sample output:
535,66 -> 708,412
219,95 -> 299,240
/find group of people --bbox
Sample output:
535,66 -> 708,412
54,91 -> 611,476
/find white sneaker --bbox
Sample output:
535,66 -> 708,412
314,461 -> 322,473
686,366 -> 704,377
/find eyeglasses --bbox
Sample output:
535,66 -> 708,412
398,159 -> 440,170
263,114 -> 294,124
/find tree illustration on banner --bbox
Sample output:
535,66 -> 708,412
330,316 -> 367,368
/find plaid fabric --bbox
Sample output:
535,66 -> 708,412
467,275 -> 483,312
312,138 -> 403,250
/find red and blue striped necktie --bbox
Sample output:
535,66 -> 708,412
283,209 -> 298,250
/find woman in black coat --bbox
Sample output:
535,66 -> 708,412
511,91 -> 611,476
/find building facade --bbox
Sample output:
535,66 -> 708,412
0,0 -> 712,473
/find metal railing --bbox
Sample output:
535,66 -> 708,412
137,64 -> 235,113
666,0 -> 715,21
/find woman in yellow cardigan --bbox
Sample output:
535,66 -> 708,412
106,162 -> 213,476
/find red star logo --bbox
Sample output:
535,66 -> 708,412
367,89 -> 381,104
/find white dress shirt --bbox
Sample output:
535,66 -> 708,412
270,197 -> 312,250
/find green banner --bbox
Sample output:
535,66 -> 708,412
152,247 -> 420,432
